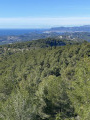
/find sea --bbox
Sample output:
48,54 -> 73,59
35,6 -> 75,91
0,29 -> 45,36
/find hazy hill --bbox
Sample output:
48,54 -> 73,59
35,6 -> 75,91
63,32 -> 90,42
47,25 -> 90,32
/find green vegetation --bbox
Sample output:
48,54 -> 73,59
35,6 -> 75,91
0,38 -> 90,120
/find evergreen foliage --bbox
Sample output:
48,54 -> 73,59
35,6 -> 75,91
0,38 -> 90,120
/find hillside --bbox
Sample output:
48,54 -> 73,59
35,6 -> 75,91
0,38 -> 83,56
0,38 -> 90,120
63,32 -> 90,42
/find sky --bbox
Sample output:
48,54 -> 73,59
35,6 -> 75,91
0,0 -> 90,28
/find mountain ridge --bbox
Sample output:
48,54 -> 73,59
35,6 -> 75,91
47,25 -> 90,32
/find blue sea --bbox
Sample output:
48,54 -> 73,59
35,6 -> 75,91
0,29 -> 45,36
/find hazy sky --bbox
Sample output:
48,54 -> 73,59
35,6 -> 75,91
0,0 -> 90,28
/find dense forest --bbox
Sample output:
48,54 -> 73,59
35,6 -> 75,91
0,38 -> 90,120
